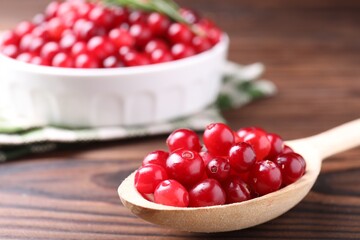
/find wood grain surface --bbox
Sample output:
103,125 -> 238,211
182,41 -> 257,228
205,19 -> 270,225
1,0 -> 360,239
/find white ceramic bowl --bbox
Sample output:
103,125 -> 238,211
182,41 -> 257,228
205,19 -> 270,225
0,35 -> 229,127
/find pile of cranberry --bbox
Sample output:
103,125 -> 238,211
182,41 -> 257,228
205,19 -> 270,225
0,0 -> 222,68
135,123 -> 306,207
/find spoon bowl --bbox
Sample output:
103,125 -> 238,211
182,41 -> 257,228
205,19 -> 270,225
118,119 -> 360,232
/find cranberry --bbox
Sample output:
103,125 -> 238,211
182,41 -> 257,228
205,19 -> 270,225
31,56 -> 49,66
144,39 -> 169,54
206,157 -> 230,182
171,43 -> 195,60
56,2 -> 78,17
19,34 -> 34,51
154,180 -> 189,207
0,45 -> 19,58
89,6 -> 114,29
179,8 -> 200,24
147,13 -> 171,36
189,179 -> 226,207
14,21 -> 35,37
32,26 -> 49,40
52,52 -> 74,68
223,175 -> 251,204
109,28 -> 134,48
199,151 -> 215,166
192,36 -> 212,53
102,55 -> 123,68
142,150 -> 169,168
149,49 -> 173,64
249,160 -> 282,196
129,24 -> 153,48
276,153 -> 306,186
207,27 -> 222,45
123,51 -> 150,67
237,128 -> 271,161
16,52 -> 34,63
45,1 -> 61,19
87,36 -> 115,59
228,142 -> 256,172
134,164 -> 168,194
0,31 -> 19,46
267,133 -> 284,160
128,11 -> 147,24
118,46 -> 131,59
28,37 -> 45,54
203,123 -> 235,157
47,17 -> 66,41
168,23 -> 193,44
166,149 -> 205,187
60,34 -> 78,51
40,42 -> 61,61
282,145 -> 294,154
73,19 -> 97,40
32,14 -> 46,25
71,41 -> 88,56
112,6 -> 129,26
166,128 -> 202,152
75,53 -> 99,68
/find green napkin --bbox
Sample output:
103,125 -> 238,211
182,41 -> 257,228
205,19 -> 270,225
0,62 -> 276,161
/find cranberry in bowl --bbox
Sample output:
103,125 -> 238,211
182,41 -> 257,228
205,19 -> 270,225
0,0 -> 229,127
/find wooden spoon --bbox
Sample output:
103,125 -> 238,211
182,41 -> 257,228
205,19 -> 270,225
118,119 -> 360,233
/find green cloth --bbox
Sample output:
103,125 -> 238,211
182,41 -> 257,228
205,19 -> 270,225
0,62 -> 276,161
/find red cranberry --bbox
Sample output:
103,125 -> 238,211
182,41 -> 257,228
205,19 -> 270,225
0,45 -> 19,58
32,26 -> 49,40
129,23 -> 153,48
223,175 -> 251,204
108,28 -> 134,48
56,2 -> 78,17
118,46 -> 131,59
47,17 -> 66,41
237,128 -> 271,161
228,142 -> 256,172
0,30 -> 20,46
282,145 -> 294,154
89,6 -> 114,29
207,27 -> 222,45
134,164 -> 168,194
19,34 -> 34,51
45,1 -> 61,19
102,55 -> 123,68
73,19 -> 97,40
32,14 -> 45,25
123,51 -> 150,67
200,151 -> 215,166
179,8 -> 200,24
154,180 -> 189,207
276,153 -> 306,186
75,53 -> 100,68
147,13 -> 171,36
144,39 -> 169,54
30,56 -> 49,66
168,23 -> 193,44
249,160 -> 282,196
149,49 -> 173,64
71,41 -> 88,56
41,42 -> 61,61
267,133 -> 284,160
111,6 -> 129,26
128,10 -> 147,24
166,149 -> 205,187
16,52 -> 34,63
52,52 -> 74,68
206,157 -> 230,182
142,150 -> 169,168
192,36 -> 212,53
166,128 -> 202,152
203,123 -> 235,157
15,21 -> 35,37
87,36 -> 115,59
189,179 -> 226,207
60,33 -> 78,51
171,43 -> 195,60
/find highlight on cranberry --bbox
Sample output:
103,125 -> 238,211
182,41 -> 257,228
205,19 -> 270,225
0,0 -> 223,68
134,123 -> 307,208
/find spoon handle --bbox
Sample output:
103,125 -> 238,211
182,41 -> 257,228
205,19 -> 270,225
304,119 -> 360,160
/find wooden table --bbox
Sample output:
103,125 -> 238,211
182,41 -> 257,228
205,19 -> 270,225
1,0 -> 359,239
